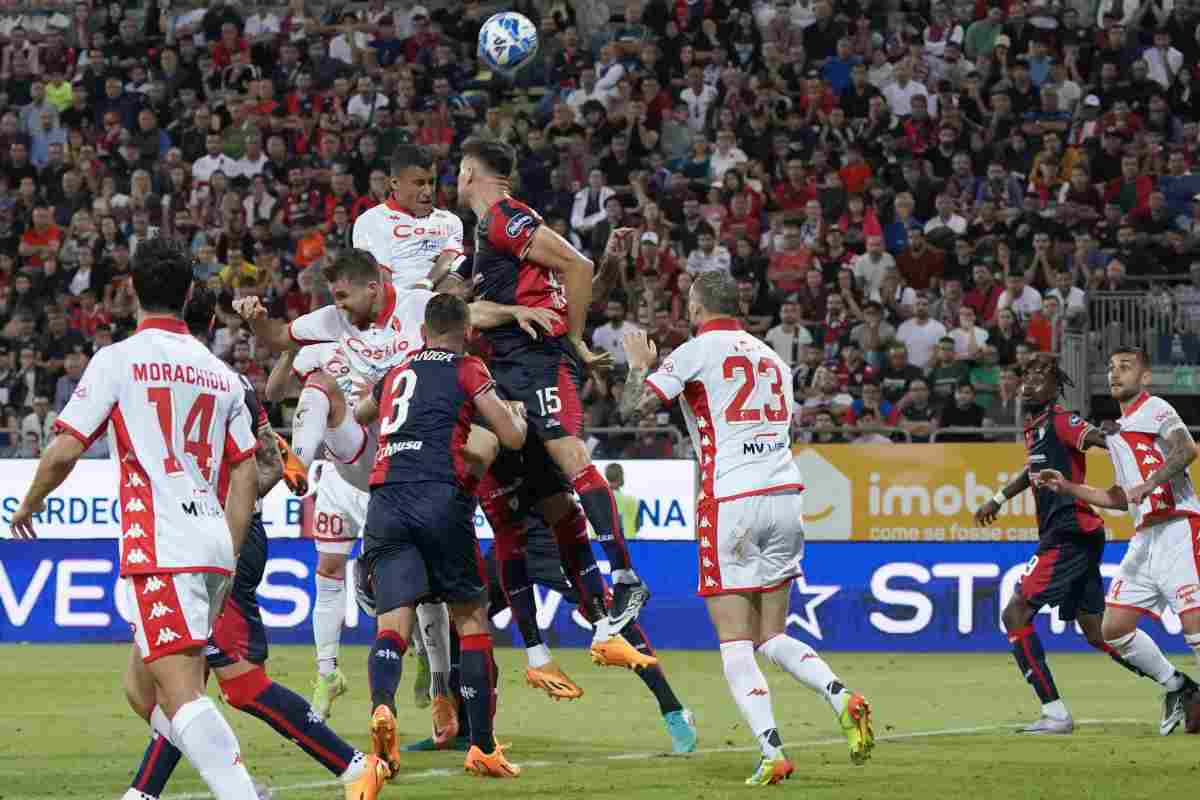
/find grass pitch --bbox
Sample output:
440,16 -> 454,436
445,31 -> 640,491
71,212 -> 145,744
0,645 -> 1196,799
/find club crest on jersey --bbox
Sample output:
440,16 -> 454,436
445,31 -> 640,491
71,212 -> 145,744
506,213 -> 535,238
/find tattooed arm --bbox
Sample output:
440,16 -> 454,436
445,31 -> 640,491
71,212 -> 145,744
255,420 -> 284,498
619,330 -> 663,422
1128,426 -> 1198,505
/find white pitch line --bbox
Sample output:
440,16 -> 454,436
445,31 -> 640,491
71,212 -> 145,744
161,717 -> 1147,799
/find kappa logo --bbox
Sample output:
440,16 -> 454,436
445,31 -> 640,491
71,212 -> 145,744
203,644 -> 220,656
125,473 -> 146,488
307,709 -> 323,725
148,601 -> 174,620
123,523 -> 147,539
155,627 -> 181,646
661,358 -> 675,374
142,576 -> 166,594
126,548 -> 150,565
125,498 -> 148,513
793,449 -> 853,540
505,213 -> 535,238
702,556 -> 714,568
700,536 -> 713,549
1136,443 -> 1153,453
699,516 -> 711,528
703,576 -> 718,587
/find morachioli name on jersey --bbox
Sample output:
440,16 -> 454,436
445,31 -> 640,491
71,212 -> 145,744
131,362 -> 233,391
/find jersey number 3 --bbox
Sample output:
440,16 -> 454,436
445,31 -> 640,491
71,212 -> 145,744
723,355 -> 788,424
380,370 -> 418,436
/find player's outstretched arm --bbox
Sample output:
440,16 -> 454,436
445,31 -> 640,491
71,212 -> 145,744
232,296 -> 299,355
974,468 -> 1030,525
265,350 -> 298,402
1034,469 -> 1128,509
255,420 -> 284,498
475,388 -> 527,450
619,330 -> 663,422
10,433 -> 86,538
224,456 -> 258,557
469,300 -> 560,339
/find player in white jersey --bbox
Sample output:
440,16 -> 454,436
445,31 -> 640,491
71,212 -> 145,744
618,271 -> 874,785
351,144 -> 466,293
9,239 -> 264,799
1036,346 -> 1200,735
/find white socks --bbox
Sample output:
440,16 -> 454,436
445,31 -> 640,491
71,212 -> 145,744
314,572 -> 345,676
758,634 -> 845,713
526,643 -> 552,669
121,790 -> 156,800
1107,630 -> 1179,686
1185,633 -> 1200,668
151,704 -> 174,744
171,697 -> 259,799
325,408 -> 366,462
417,602 -> 452,696
611,568 -> 639,585
720,640 -> 782,758
338,751 -> 368,785
292,386 -> 330,466
1043,699 -> 1070,720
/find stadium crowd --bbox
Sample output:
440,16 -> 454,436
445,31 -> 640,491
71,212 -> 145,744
0,0 -> 1198,456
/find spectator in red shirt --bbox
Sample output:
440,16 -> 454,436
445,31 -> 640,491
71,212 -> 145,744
838,143 -> 873,195
322,171 -> 359,224
1104,152 -> 1153,214
836,342 -> 879,399
211,22 -> 249,69
19,206 -> 62,270
74,290 -> 111,338
794,268 -> 830,327
772,157 -> 817,212
768,220 -> 816,296
403,6 -> 441,64
965,263 -> 1003,323
896,226 -> 946,291
721,193 -> 761,247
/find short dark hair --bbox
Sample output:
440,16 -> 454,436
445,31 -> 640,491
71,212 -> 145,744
322,248 -> 380,285
132,236 -> 193,314
423,292 -> 469,336
390,143 -> 434,175
183,286 -> 217,337
1110,345 -> 1150,368
461,137 -> 516,179
691,271 -> 740,316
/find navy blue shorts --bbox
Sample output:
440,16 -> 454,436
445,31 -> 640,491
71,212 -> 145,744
490,338 -> 584,441
484,426 -> 572,519
1018,537 -> 1106,621
362,482 -> 486,614
485,517 -> 578,617
207,515 -> 269,669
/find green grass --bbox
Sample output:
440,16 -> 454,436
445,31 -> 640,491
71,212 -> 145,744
0,645 -> 1196,798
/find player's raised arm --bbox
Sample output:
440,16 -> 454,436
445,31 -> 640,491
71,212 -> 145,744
469,301 -> 560,339
474,386 -> 528,450
255,416 -> 283,498
233,295 -> 300,354
266,350 -> 298,402
1035,469 -> 1129,510
10,433 -> 86,538
525,223 -> 594,342
620,329 -> 662,422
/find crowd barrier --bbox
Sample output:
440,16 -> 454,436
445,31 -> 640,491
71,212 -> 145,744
0,538 -> 1189,653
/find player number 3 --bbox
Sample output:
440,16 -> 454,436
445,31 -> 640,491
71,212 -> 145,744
380,370 -> 418,436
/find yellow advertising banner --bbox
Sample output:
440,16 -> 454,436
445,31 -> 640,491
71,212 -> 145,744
793,443 -> 1151,542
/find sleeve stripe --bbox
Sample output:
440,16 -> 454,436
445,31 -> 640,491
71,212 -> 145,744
645,377 -> 673,407
225,441 -> 259,465
54,419 -> 100,447
471,380 -> 496,399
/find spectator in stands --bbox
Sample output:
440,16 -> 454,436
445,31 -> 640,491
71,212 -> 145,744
796,366 -> 853,425
927,336 -> 971,406
685,223 -> 731,275
893,377 -> 938,443
896,226 -> 945,292
984,365 -> 1023,434
850,407 -> 893,445
851,234 -> 894,299
996,272 -> 1043,323
767,219 -> 814,296
950,305 -> 989,361
937,382 -> 986,442
896,292 -> 948,369
808,409 -> 846,445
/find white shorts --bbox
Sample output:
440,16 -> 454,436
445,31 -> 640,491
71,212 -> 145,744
125,572 -> 230,663
312,463 -> 370,555
1107,515 -> 1200,620
696,492 -> 805,597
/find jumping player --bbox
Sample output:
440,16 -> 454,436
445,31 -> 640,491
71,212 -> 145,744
450,137 -> 654,684
1036,346 -> 1200,735
620,272 -> 874,785
354,293 -> 528,777
973,353 -> 1143,734
11,239 -> 264,799
120,288 -> 390,800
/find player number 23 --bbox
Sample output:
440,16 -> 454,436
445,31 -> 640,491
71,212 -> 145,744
723,355 -> 788,424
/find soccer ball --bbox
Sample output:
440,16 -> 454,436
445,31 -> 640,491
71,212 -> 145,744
477,12 -> 539,76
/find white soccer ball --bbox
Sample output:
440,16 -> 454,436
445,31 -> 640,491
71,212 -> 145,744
477,12 -> 539,76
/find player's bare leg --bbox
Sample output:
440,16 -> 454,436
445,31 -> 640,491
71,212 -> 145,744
758,583 -> 874,764
453,600 -> 519,778
706,592 -> 794,785
1104,606 -> 1200,735
313,549 -> 350,720
544,435 -> 649,629
1077,612 -> 1148,677
369,605 -> 415,775
123,646 -> 183,800
1001,592 -> 1072,733
145,649 -> 261,799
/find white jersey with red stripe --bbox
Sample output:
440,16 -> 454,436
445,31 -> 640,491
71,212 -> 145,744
54,317 -> 257,577
351,200 -> 465,291
288,284 -> 431,385
645,318 -> 803,502
1105,392 -> 1200,531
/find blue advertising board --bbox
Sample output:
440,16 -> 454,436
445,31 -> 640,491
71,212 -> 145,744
0,539 -> 1189,653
